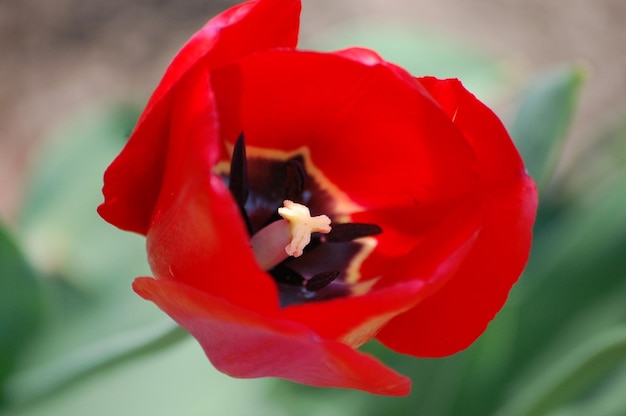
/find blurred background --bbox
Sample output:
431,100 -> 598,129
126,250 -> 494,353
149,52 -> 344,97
1,1 -> 625,415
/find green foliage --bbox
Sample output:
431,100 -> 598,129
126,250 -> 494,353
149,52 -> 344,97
0,224 -> 42,405
3,339 -> 284,416
496,327 -> 626,416
510,66 -> 585,190
2,105 -> 171,407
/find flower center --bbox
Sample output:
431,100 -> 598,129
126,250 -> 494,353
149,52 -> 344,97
225,133 -> 382,307
278,200 -> 332,257
249,200 -> 331,270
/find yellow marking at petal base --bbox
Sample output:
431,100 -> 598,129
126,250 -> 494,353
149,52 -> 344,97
278,200 -> 331,257
343,236 -> 378,284
212,159 -> 231,176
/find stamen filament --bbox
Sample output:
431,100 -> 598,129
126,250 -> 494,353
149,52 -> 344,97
250,219 -> 292,270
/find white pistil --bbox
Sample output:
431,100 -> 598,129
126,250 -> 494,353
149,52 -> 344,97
278,200 -> 331,257
250,200 -> 331,270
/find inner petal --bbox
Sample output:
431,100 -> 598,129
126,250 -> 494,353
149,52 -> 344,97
229,50 -> 479,210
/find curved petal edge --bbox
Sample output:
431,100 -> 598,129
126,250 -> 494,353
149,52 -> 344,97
134,277 -> 412,396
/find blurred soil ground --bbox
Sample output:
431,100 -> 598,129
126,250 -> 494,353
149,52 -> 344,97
1,0 -> 625,222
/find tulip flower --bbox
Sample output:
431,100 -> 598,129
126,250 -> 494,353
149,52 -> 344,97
98,0 -> 537,396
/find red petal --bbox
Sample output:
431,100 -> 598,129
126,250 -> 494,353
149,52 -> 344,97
375,78 -> 538,356
134,277 -> 411,396
98,0 -> 301,234
417,77 -> 524,184
143,0 -> 300,115
144,63 -> 278,311
377,174 -> 537,356
281,280 -> 428,347
214,49 -> 479,212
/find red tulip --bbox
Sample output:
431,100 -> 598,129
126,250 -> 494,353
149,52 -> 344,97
98,0 -> 537,396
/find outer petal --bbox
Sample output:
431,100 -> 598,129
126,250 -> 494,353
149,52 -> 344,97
144,63 -> 277,311
98,0 -> 301,234
417,77 -> 524,184
378,176 -> 536,356
133,277 -> 411,396
377,78 -> 538,356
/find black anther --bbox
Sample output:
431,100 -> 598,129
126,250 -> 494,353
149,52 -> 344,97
270,264 -> 306,287
325,223 -> 382,243
305,270 -> 340,292
229,132 -> 252,234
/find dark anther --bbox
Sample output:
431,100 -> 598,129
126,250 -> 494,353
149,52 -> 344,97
270,264 -> 305,286
229,132 -> 252,234
229,132 -> 249,207
325,223 -> 383,243
284,158 -> 306,201
305,270 -> 340,292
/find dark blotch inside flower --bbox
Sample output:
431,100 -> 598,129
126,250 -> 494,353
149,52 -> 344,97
284,159 -> 306,202
226,133 -> 383,307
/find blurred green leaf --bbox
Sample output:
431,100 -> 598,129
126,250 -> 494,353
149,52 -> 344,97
0,223 -> 42,405
6,321 -> 186,405
18,104 -> 144,291
3,338 -> 287,416
302,21 -> 514,104
481,165 -> 626,416
547,363 -> 626,416
509,65 -> 585,190
515,169 -> 626,359
559,113 -> 626,197
5,105 -> 174,406
495,326 -> 626,416
497,283 -> 626,416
